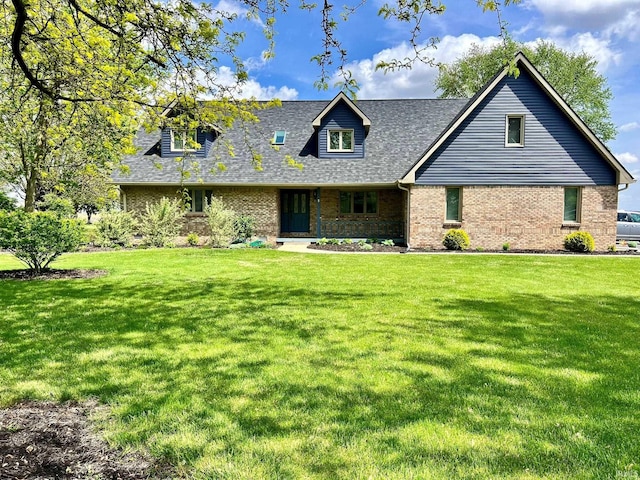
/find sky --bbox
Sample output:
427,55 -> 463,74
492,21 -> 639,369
213,0 -> 640,209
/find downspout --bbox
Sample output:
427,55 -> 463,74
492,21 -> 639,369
119,187 -> 127,212
396,181 -> 411,252
618,183 -> 630,193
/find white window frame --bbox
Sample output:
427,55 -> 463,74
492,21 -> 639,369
272,130 -> 287,145
171,129 -> 199,152
188,189 -> 213,213
327,129 -> 355,153
505,115 -> 525,147
445,187 -> 462,222
563,187 -> 582,224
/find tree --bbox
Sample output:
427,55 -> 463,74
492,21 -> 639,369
435,40 -> 616,142
0,0 -> 520,209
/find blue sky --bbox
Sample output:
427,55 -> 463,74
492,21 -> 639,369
216,0 -> 640,209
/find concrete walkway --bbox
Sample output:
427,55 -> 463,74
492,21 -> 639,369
277,242 -> 313,253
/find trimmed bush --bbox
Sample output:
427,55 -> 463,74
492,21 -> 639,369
564,231 -> 595,253
186,232 -> 200,246
205,197 -> 236,248
139,197 -> 185,247
0,210 -> 84,273
95,209 -> 137,247
234,215 -> 256,243
443,229 -> 470,250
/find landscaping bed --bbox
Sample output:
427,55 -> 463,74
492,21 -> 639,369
0,401 -> 169,480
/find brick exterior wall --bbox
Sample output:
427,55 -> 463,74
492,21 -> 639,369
120,186 -> 279,242
409,185 -> 618,251
319,189 -> 403,221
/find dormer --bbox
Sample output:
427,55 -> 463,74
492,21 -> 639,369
160,126 -> 216,158
312,92 -> 371,159
158,102 -> 219,158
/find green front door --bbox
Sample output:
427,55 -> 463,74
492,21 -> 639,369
281,190 -> 310,233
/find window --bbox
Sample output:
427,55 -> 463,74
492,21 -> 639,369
445,187 -> 461,222
506,115 -> 524,147
563,187 -> 581,223
171,129 -> 198,151
187,189 -> 213,213
272,130 -> 286,145
339,191 -> 377,214
328,130 -> 354,152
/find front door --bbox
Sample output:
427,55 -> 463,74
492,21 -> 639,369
281,190 -> 310,233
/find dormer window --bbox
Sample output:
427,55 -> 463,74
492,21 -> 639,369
171,129 -> 198,152
328,129 -> 354,152
272,130 -> 286,145
506,115 -> 524,147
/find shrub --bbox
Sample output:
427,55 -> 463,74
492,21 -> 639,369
443,229 -> 470,250
628,241 -> 638,249
205,197 -> 236,248
234,215 -> 256,243
502,242 -> 510,251
327,238 -> 341,245
37,193 -> 76,218
139,197 -> 185,248
317,237 -> 329,245
0,210 -> 84,274
0,191 -> 16,211
608,244 -> 617,252
563,231 -> 595,253
357,239 -> 367,247
359,242 -> 373,251
342,238 -> 353,245
381,239 -> 395,247
95,209 -> 137,247
186,232 -> 200,246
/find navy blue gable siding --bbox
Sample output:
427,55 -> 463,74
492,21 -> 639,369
317,101 -> 365,159
160,128 -> 214,158
415,70 -> 616,186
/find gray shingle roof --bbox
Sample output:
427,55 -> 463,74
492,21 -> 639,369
113,98 -> 469,186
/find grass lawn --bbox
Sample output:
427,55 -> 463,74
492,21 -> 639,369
1,249 -> 639,479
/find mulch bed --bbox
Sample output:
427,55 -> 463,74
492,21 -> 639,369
309,244 -> 640,255
0,269 -> 108,281
0,401 -> 171,480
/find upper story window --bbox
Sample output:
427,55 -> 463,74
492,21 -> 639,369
171,129 -> 198,152
506,115 -> 525,147
328,129 -> 354,152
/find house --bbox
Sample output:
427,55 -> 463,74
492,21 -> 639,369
113,53 -> 635,250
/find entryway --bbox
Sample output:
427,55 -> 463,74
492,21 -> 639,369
280,190 -> 310,234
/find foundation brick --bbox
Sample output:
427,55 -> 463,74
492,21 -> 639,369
409,185 -> 618,251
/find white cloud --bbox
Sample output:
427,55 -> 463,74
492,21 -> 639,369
212,0 -> 264,26
620,122 -> 640,132
339,34 -> 501,99
543,33 -> 621,72
216,66 -> 299,100
616,152 -> 639,164
526,0 -> 640,40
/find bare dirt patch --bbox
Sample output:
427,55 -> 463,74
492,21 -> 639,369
0,401 -> 171,480
0,269 -> 107,281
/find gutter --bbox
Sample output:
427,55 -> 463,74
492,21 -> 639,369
396,181 -> 411,252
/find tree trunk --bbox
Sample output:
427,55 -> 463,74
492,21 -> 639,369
24,169 -> 37,212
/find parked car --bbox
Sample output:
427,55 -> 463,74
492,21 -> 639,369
617,210 -> 640,241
